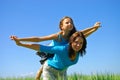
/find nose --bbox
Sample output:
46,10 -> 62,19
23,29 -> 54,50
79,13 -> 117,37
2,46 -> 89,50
76,44 -> 80,47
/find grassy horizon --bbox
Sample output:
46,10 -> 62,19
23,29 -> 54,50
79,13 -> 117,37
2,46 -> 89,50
1,73 -> 120,80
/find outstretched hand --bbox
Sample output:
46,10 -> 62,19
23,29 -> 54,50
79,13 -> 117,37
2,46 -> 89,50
10,36 -> 21,46
93,22 -> 101,29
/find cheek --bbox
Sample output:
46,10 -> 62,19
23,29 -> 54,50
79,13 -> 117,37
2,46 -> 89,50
71,44 -> 75,49
76,44 -> 82,51
68,25 -> 73,30
72,44 -> 78,51
78,46 -> 82,50
60,25 -> 63,30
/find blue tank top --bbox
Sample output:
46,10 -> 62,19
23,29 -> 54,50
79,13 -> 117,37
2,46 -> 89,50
49,34 -> 68,46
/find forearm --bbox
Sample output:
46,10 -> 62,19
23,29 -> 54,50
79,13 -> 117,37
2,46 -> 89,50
81,22 -> 100,38
17,42 -> 40,51
83,28 -> 97,38
18,33 -> 58,42
81,27 -> 96,35
18,37 -> 41,42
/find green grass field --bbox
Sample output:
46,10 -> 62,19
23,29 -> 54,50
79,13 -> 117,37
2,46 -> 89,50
1,73 -> 120,80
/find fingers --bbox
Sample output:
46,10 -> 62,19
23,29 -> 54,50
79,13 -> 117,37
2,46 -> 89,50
10,35 -> 21,46
10,36 -> 18,40
10,36 -> 13,40
96,22 -> 101,24
94,22 -> 101,28
95,22 -> 101,26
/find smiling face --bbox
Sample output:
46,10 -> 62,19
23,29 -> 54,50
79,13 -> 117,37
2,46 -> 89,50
71,37 -> 83,52
69,32 -> 87,57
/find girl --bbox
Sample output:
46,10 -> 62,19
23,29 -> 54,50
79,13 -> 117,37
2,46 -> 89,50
11,31 -> 87,80
11,16 -> 100,80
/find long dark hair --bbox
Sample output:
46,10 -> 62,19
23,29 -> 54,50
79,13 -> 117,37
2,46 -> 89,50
69,32 -> 87,59
59,16 -> 77,41
37,16 -> 77,61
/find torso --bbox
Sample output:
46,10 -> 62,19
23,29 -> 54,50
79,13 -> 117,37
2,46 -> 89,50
46,44 -> 79,70
47,31 -> 79,70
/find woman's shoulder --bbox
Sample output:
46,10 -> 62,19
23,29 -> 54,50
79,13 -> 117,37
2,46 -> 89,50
54,44 -> 68,52
59,44 -> 69,50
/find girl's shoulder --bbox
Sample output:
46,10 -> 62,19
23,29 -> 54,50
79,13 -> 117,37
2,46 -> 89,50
54,31 -> 68,44
50,32 -> 61,40
54,31 -> 61,39
57,31 -> 63,36
56,31 -> 64,41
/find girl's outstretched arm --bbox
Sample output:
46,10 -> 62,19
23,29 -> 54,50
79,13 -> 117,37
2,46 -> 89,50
15,32 -> 60,42
81,22 -> 101,38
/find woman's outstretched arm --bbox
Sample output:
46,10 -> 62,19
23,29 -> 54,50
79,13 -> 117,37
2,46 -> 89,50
10,36 -> 40,51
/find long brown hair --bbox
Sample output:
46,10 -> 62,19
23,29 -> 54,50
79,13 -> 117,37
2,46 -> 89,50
69,32 -> 87,59
59,16 -> 77,41
36,16 -> 77,60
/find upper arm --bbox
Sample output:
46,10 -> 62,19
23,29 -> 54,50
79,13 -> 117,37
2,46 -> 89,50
40,45 -> 64,54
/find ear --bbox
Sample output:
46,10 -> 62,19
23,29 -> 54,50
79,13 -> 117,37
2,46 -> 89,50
60,24 -> 63,30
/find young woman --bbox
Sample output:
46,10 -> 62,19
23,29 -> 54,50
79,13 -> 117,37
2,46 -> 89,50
10,16 -> 100,80
11,31 -> 87,80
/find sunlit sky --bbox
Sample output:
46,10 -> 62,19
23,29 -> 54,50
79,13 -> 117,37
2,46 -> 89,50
0,0 -> 120,78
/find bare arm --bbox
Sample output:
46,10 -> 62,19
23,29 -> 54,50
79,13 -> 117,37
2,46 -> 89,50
81,22 -> 101,38
11,36 -> 40,51
83,27 -> 98,38
11,35 -> 64,54
16,32 -> 59,42
19,43 -> 40,51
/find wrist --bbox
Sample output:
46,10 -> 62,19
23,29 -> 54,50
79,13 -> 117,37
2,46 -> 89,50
16,42 -> 22,46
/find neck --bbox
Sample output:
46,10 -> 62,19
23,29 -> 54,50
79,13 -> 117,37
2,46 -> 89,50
62,30 -> 70,39
70,52 -> 77,61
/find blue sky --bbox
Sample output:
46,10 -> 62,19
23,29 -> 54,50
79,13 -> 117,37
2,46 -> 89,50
0,0 -> 120,78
